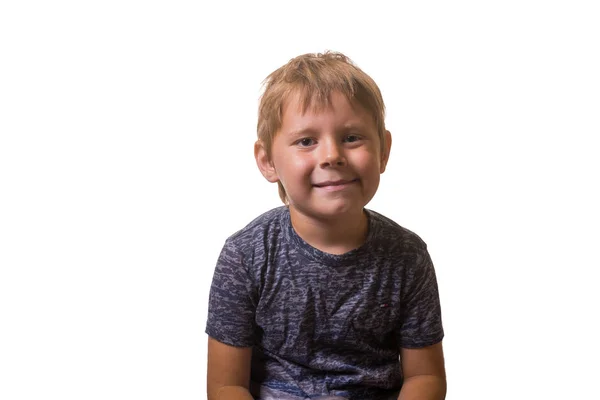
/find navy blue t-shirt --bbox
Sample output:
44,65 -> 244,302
206,207 -> 443,400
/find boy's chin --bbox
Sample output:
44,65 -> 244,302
290,202 -> 365,220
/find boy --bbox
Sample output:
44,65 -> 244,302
206,52 -> 445,400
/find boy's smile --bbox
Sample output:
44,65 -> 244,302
259,91 -> 391,224
312,179 -> 359,190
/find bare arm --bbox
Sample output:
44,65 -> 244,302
207,337 -> 254,400
397,342 -> 446,400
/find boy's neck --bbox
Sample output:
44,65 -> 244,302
288,206 -> 369,255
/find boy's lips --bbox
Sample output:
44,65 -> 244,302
313,179 -> 358,188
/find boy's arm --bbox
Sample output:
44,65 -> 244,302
207,337 -> 254,400
397,342 -> 446,400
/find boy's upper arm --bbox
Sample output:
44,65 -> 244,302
400,341 -> 445,379
206,239 -> 257,346
206,239 -> 258,399
399,342 -> 446,400
397,241 -> 444,348
207,337 -> 253,400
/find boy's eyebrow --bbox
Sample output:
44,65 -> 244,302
342,122 -> 369,131
284,127 -> 319,138
285,122 -> 369,137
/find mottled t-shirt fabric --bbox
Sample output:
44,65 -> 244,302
206,207 -> 444,400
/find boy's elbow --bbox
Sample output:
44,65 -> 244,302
398,374 -> 446,400
208,385 -> 254,400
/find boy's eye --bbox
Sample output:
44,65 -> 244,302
297,138 -> 315,147
344,135 -> 361,143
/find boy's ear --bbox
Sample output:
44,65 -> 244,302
254,140 -> 279,183
380,130 -> 392,173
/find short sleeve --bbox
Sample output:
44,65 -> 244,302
205,239 -> 257,347
397,243 -> 444,348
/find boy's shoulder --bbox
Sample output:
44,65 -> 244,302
225,206 -> 288,248
366,209 -> 428,251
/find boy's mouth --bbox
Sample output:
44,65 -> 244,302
313,179 -> 358,188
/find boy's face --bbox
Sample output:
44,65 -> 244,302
257,91 -> 391,221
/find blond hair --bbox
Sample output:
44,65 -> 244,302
257,51 -> 386,203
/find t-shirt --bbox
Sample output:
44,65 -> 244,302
206,207 -> 444,400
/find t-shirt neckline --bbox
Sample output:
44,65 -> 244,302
280,207 -> 378,267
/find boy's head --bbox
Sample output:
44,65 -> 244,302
255,51 -> 390,209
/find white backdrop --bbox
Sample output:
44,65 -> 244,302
1,1 -> 599,399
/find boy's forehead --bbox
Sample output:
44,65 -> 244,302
282,89 -> 361,117
278,90 -> 376,135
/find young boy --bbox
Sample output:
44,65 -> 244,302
206,52 -> 445,400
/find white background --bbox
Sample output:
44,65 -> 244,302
1,1 -> 599,399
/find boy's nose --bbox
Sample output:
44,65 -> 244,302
319,141 -> 346,168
